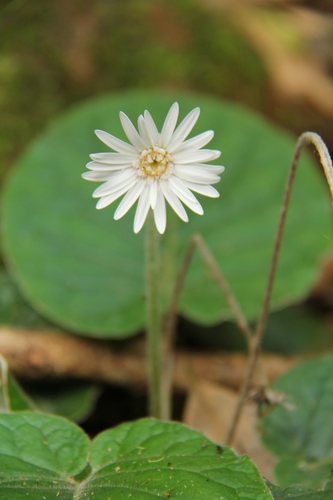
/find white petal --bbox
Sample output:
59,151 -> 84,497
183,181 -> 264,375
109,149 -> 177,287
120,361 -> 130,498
134,185 -> 151,234
114,180 -> 146,220
95,130 -> 137,154
86,161 -> 133,172
150,181 -> 158,209
90,152 -> 136,164
96,180 -> 137,209
138,115 -> 153,148
172,131 -> 214,154
82,171 -> 112,182
183,181 -> 220,198
173,149 -> 220,164
169,180 -> 203,215
92,170 -> 137,198
182,197 -> 203,215
144,110 -> 160,145
160,102 -> 179,147
167,107 -> 200,151
175,165 -> 221,184
93,176 -> 135,199
119,111 -> 146,150
192,163 -> 225,175
160,181 -> 188,222
154,189 -> 166,234
168,176 -> 198,202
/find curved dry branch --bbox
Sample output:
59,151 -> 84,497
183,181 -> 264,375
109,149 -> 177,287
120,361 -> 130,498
226,132 -> 333,445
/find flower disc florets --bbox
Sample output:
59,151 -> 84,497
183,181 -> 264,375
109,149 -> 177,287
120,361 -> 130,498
82,102 -> 225,234
136,147 -> 173,179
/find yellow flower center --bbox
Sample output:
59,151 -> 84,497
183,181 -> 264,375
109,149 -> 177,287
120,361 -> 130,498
137,147 -> 172,178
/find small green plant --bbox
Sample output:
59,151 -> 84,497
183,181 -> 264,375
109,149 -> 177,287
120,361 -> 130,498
1,92 -> 333,498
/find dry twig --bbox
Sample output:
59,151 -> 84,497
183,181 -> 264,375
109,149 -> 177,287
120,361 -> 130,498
0,326 -> 292,390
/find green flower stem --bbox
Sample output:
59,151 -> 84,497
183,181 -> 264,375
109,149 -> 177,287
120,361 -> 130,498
145,211 -> 162,418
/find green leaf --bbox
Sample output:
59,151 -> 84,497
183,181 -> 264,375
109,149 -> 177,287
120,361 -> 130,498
1,350 -> 40,413
267,479 -> 333,499
185,304 -> 330,354
2,352 -> 97,418
27,381 -> 100,422
0,412 -> 90,499
0,354 -> 34,412
2,91 -> 331,337
262,306 -> 330,354
274,458 -> 333,491
7,374 -> 35,412
261,355 -> 333,489
0,413 -> 271,499
0,268 -> 52,329
84,418 -> 272,499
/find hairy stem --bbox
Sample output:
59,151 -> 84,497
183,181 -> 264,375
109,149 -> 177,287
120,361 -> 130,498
226,132 -> 333,445
145,211 -> 162,418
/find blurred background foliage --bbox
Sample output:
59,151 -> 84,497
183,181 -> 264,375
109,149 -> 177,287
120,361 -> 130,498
0,0 -> 333,184
0,0 -> 333,429
1,0 -> 333,180
0,0 -> 266,180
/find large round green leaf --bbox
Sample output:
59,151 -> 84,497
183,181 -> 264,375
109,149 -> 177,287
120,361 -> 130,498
85,418 -> 271,499
2,91 -> 331,337
0,413 -> 271,499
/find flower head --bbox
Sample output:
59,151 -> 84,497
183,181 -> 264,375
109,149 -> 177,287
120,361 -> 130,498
82,103 -> 224,234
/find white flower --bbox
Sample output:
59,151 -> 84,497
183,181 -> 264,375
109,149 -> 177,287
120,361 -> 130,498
82,102 -> 224,234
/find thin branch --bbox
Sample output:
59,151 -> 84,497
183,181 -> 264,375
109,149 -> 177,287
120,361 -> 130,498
193,234 -> 254,345
192,235 -> 267,385
163,234 -> 253,354
226,132 -> 333,445
161,233 -> 255,419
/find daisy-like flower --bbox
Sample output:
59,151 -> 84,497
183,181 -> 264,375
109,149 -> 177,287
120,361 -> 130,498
82,102 -> 224,234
